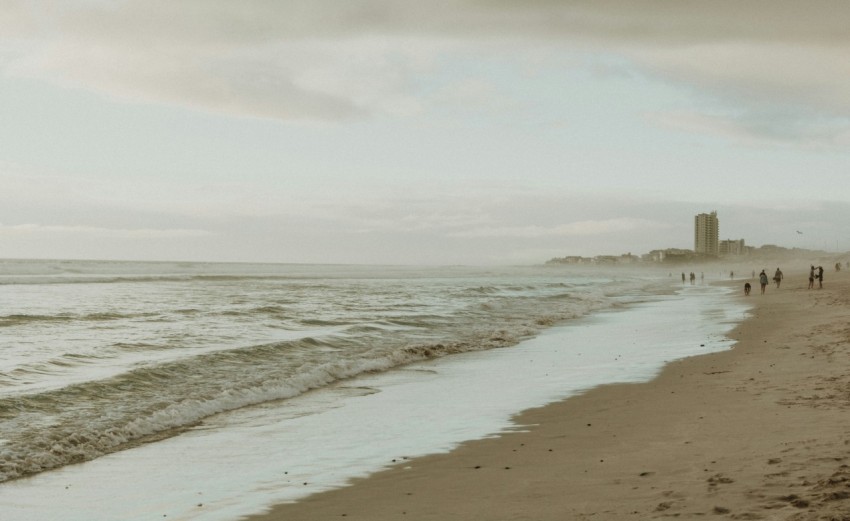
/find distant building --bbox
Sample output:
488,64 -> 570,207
592,254 -> 639,264
694,211 -> 719,256
719,239 -> 746,256
593,255 -> 619,265
643,250 -> 665,263
646,248 -> 696,263
546,256 -> 592,265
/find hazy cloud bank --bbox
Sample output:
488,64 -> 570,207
2,1 -> 849,143
0,223 -> 212,239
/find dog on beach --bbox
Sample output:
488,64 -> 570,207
744,282 -> 751,296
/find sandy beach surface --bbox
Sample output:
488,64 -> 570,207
247,269 -> 850,521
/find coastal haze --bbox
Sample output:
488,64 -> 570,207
3,4 -> 850,521
2,1 -> 850,264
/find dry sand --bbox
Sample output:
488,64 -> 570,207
247,269 -> 850,521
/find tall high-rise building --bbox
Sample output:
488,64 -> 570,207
694,211 -> 719,255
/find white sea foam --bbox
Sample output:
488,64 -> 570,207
0,283 -> 748,521
2,261 -> 661,482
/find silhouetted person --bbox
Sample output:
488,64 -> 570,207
773,268 -> 783,288
759,270 -> 768,294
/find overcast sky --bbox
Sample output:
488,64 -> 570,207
1,1 -> 849,264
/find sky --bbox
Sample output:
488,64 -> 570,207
1,0 -> 849,265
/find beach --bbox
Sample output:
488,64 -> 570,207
249,269 -> 850,521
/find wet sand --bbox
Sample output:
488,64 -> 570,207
246,269 -> 850,520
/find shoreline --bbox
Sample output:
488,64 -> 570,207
247,270 -> 850,520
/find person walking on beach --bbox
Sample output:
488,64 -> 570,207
759,270 -> 768,294
682,272 -> 686,284
773,268 -> 783,288
809,265 -> 816,289
817,266 -> 824,289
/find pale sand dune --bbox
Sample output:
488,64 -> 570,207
247,269 -> 850,520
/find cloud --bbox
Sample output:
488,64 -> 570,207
0,170 -> 327,223
632,41 -> 850,146
449,218 -> 671,238
651,110 -> 850,149
1,0 -> 848,142
2,1 -> 447,121
430,78 -> 518,113
0,223 -> 213,239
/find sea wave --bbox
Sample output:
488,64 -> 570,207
0,331 -> 521,481
0,284 -> 642,482
0,312 -> 159,327
0,263 -> 671,483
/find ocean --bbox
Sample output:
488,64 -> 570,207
0,259 -> 748,520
